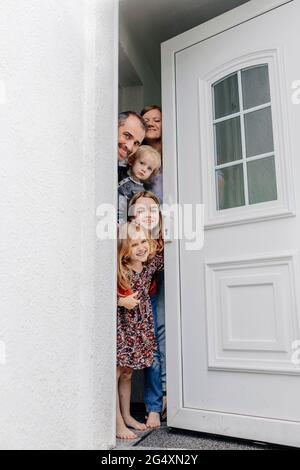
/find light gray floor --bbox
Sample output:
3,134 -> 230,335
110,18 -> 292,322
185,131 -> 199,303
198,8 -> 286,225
116,423 -> 277,450
116,427 -> 152,450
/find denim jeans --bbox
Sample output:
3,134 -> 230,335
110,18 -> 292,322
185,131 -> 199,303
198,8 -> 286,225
144,295 -> 163,413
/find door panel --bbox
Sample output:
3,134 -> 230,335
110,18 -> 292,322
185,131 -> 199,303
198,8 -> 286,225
163,0 -> 300,446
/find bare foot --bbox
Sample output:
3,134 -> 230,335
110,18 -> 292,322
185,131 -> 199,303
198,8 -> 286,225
124,415 -> 147,431
146,412 -> 161,429
116,421 -> 138,440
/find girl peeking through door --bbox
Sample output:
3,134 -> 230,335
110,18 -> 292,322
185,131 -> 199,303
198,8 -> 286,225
116,219 -> 164,439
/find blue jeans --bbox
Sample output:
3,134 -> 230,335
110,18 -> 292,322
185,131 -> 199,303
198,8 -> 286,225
144,295 -> 163,413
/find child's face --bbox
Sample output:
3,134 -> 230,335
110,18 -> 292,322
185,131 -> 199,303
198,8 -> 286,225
131,197 -> 160,232
129,231 -> 150,264
131,154 -> 156,181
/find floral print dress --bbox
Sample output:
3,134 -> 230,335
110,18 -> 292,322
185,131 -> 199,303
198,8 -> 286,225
117,252 -> 164,370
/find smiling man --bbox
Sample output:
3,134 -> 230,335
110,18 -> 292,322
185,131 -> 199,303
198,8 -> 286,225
118,111 -> 146,181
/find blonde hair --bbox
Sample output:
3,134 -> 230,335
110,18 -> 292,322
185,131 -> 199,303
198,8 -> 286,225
128,145 -> 161,180
117,223 -> 156,293
128,191 -> 164,254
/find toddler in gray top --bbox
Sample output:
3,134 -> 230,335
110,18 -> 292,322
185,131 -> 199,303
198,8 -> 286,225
118,145 -> 161,224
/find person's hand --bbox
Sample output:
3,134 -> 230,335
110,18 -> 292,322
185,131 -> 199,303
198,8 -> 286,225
118,292 -> 140,310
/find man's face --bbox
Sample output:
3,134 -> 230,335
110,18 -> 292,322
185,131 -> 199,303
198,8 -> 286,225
118,115 -> 145,162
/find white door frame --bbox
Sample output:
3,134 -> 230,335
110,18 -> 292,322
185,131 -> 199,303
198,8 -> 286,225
80,0 -> 118,450
161,0 -> 299,446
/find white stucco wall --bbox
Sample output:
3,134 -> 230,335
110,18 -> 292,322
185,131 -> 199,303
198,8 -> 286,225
0,0 -> 117,450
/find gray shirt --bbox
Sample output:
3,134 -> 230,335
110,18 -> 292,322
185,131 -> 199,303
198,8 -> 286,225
144,170 -> 163,203
118,175 -> 144,224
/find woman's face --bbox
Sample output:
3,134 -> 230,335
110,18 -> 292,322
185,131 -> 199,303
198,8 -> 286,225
131,197 -> 160,232
129,230 -> 150,264
143,109 -> 162,141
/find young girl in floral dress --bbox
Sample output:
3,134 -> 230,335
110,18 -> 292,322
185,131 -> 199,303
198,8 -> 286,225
116,222 -> 164,440
128,191 -> 164,430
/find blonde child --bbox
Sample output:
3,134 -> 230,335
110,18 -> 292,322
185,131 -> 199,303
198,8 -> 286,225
118,145 -> 161,224
116,222 -> 164,439
128,191 -> 164,430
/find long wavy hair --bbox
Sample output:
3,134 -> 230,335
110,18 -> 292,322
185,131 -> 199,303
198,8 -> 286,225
117,223 -> 156,293
128,191 -> 164,254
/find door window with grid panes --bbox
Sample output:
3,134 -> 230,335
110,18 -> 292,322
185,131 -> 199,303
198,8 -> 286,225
213,65 -> 277,211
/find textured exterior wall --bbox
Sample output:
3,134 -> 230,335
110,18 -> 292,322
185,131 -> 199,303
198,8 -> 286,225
0,0 -> 117,450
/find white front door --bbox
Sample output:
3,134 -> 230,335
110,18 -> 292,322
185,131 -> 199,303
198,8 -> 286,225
162,0 -> 300,447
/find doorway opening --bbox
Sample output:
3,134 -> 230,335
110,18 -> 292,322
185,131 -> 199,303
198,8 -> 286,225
117,0 -> 251,443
